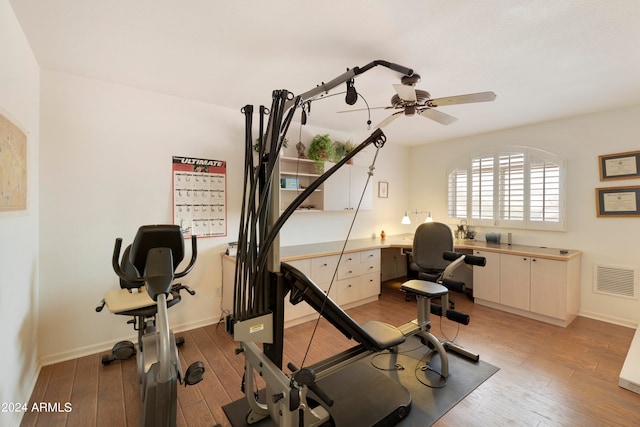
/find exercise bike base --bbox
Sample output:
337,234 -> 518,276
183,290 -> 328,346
102,341 -> 136,365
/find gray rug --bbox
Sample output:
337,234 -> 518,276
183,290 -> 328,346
223,336 -> 499,426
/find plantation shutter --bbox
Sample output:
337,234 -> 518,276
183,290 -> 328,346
530,159 -> 561,223
498,153 -> 525,222
448,169 -> 468,218
471,156 -> 494,221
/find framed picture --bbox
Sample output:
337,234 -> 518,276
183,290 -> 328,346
378,181 -> 388,198
598,151 -> 640,181
595,185 -> 640,217
0,112 -> 27,212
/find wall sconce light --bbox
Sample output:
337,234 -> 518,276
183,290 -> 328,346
401,209 -> 432,224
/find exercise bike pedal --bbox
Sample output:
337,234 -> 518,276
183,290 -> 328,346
184,361 -> 205,386
101,340 -> 136,365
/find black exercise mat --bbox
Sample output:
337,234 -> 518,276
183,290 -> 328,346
223,336 -> 499,426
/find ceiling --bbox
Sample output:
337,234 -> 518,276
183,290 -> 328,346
10,0 -> 640,146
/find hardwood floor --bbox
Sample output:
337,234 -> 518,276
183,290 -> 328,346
22,279 -> 640,427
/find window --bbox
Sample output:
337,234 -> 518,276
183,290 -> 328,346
447,147 -> 565,230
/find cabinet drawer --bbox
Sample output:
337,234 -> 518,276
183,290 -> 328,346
337,261 -> 362,280
360,249 -> 380,264
361,260 -> 379,275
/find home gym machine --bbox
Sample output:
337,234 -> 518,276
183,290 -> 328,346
97,224 -> 205,427
225,60 -> 483,427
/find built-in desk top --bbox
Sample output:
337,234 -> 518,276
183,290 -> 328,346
279,234 -> 580,262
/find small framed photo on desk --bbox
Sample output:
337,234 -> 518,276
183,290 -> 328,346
378,181 -> 388,198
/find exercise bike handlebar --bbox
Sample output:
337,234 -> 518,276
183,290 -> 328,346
174,235 -> 198,279
112,238 -> 144,284
111,235 -> 198,283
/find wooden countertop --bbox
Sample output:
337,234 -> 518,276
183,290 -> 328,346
277,234 -> 580,262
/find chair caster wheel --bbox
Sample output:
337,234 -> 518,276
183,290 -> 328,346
176,336 -> 185,347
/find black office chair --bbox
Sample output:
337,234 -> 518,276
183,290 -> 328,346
407,222 -> 454,282
404,222 -> 470,304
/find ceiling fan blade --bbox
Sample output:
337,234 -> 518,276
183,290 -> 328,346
428,91 -> 497,107
392,84 -> 417,102
375,111 -> 403,128
336,106 -> 394,113
419,108 -> 458,125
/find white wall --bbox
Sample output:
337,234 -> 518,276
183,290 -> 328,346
409,105 -> 640,326
38,70 -> 246,364
0,1 -> 40,426
38,69 -> 410,364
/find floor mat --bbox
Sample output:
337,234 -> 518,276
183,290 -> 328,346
223,336 -> 499,426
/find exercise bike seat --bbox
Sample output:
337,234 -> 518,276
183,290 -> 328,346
103,244 -> 180,316
104,286 -> 177,315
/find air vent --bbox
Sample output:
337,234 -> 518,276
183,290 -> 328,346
594,264 -> 638,299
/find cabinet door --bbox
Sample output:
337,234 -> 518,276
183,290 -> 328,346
473,250 -> 501,303
360,272 -> 381,299
323,163 -> 372,211
337,277 -> 360,305
349,164 -> 372,211
310,255 -> 339,288
530,257 -> 567,319
323,163 -> 350,211
500,254 -> 530,311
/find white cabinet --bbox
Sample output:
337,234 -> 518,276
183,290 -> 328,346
221,247 -> 381,328
500,254 -> 531,311
472,247 -> 581,327
473,250 -> 501,303
335,249 -> 381,305
323,162 -> 372,211
530,257 -> 578,321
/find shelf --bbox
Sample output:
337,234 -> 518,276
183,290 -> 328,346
280,171 -> 321,177
281,156 -> 316,163
281,188 -> 322,192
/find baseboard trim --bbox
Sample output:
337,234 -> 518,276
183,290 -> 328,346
38,316 -> 220,367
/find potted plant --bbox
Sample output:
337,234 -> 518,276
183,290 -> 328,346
254,136 -> 288,153
307,134 -> 334,170
331,140 -> 356,164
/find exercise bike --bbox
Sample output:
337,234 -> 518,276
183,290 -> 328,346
96,224 -> 205,427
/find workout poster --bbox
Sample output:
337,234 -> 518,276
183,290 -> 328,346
172,155 -> 227,238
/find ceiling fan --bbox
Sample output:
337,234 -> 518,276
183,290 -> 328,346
340,74 -> 496,128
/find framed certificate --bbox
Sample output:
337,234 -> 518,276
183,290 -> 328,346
599,151 -> 640,181
596,186 -> 640,217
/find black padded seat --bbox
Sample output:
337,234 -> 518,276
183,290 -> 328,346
401,279 -> 448,298
361,321 -> 405,349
